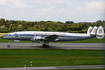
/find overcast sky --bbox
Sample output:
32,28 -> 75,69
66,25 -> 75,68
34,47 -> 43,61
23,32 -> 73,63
0,0 -> 105,22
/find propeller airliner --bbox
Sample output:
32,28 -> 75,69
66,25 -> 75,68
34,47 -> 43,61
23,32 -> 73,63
1,26 -> 104,48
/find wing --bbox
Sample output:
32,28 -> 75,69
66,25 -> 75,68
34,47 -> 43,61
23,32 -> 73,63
45,35 -> 58,41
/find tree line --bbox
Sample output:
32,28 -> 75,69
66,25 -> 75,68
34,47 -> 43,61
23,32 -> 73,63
0,18 -> 105,33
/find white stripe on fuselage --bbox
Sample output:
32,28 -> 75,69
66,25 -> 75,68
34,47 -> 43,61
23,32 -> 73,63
8,31 -> 90,37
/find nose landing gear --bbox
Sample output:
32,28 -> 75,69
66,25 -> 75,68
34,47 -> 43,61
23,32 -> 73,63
7,45 -> 10,48
7,40 -> 11,48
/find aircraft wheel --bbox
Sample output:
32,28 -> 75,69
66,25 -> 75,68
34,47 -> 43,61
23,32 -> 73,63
46,45 -> 49,48
7,45 -> 10,48
43,44 -> 46,47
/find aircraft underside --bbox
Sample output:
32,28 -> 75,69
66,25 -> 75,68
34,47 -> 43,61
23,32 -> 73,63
5,35 -> 95,48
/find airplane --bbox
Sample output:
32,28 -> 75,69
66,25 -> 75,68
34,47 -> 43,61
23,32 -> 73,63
1,26 -> 104,48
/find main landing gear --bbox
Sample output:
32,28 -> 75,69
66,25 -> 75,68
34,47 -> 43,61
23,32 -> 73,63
42,44 -> 49,48
7,40 -> 11,48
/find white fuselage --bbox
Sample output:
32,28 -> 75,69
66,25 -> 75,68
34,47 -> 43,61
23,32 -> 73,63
2,31 -> 95,41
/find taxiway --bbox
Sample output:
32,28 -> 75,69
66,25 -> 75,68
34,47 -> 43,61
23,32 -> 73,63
0,43 -> 104,49
0,65 -> 104,70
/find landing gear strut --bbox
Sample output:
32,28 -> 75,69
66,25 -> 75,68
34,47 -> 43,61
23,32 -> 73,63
7,40 -> 11,48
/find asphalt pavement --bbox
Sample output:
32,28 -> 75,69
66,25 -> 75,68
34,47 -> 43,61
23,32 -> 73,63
0,65 -> 104,70
0,43 -> 104,49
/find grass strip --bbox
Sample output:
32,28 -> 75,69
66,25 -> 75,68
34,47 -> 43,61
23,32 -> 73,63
0,49 -> 104,68
0,33 -> 8,34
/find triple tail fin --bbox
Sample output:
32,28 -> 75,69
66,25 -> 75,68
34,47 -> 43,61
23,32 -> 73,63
87,26 -> 104,39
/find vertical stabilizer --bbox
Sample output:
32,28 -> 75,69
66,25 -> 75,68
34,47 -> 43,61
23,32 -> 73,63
96,26 -> 104,39
87,26 -> 93,34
